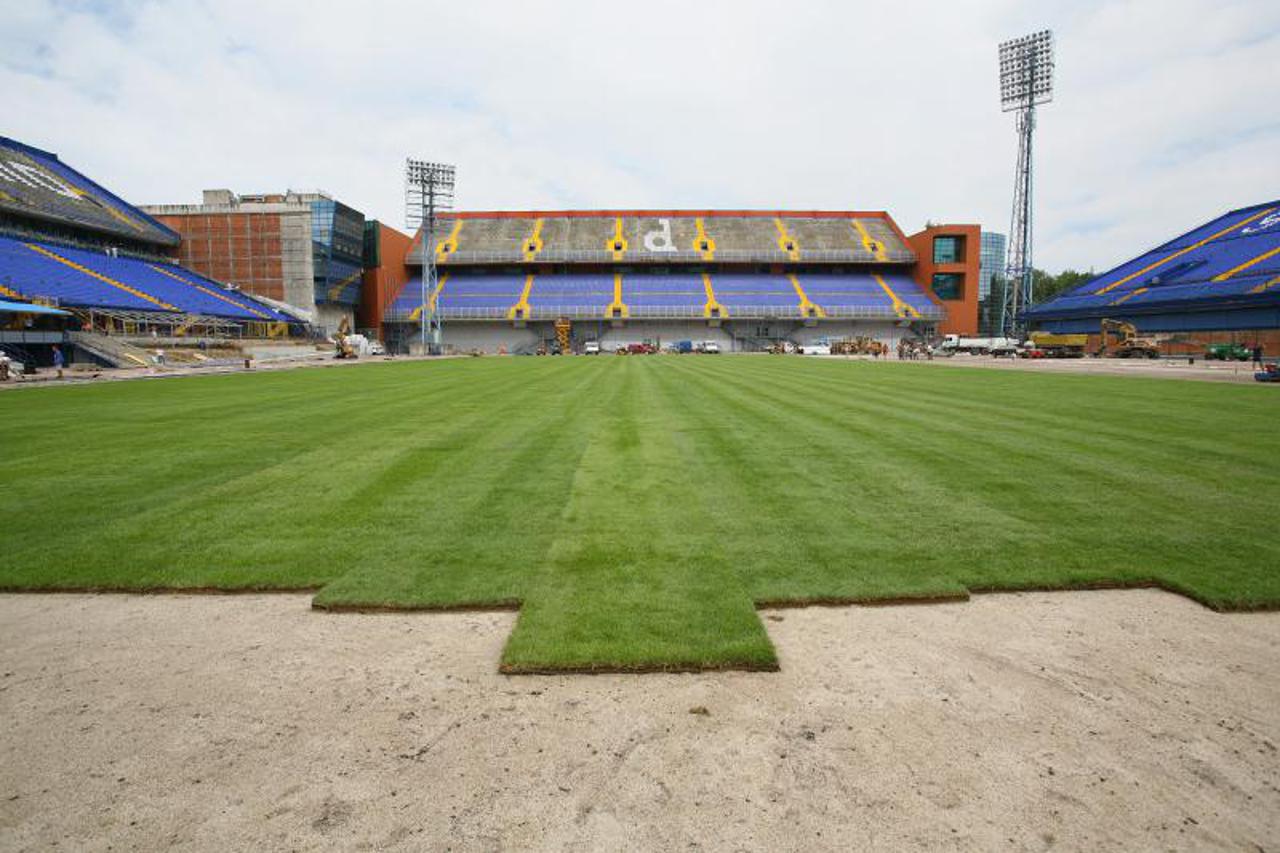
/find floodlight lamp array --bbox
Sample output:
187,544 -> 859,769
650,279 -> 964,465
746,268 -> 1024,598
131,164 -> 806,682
405,159 -> 456,189
998,30 -> 1054,111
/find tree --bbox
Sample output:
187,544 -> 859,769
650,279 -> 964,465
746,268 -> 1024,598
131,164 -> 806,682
1030,268 -> 1094,305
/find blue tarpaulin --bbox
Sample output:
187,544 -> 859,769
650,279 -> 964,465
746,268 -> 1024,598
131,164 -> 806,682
0,299 -> 70,316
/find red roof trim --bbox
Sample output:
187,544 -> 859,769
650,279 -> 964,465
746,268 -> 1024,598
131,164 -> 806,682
445,209 -> 893,220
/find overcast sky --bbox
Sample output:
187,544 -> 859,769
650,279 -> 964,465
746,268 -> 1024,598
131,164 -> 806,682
5,0 -> 1278,273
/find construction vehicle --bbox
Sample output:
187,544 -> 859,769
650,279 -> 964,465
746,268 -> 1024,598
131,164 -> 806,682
1204,342 -> 1250,361
1028,331 -> 1088,358
935,334 -> 1020,356
554,317 -> 572,355
334,316 -> 356,359
333,317 -> 383,358
1098,318 -> 1160,359
829,336 -> 883,355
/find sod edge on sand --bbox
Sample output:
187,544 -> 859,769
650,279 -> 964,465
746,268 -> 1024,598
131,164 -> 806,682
1,356 -> 1277,672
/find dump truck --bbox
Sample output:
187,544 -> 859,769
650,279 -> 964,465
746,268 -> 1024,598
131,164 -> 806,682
1028,331 -> 1088,358
935,335 -> 1020,356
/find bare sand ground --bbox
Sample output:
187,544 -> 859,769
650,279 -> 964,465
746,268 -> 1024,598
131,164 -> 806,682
1,590 -> 1277,851
6,349 -> 1269,393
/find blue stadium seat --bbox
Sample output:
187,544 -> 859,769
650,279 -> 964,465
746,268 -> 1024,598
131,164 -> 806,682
1029,201 -> 1280,324
0,235 -> 289,320
382,271 -> 944,321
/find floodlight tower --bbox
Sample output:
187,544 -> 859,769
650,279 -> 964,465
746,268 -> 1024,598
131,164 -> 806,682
997,30 -> 1054,338
405,158 -> 456,354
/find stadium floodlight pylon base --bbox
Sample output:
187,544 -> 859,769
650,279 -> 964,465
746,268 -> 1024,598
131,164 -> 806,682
405,158 -> 455,355
1001,106 -> 1036,339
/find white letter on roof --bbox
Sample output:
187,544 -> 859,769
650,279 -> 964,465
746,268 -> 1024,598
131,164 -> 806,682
643,218 -> 677,253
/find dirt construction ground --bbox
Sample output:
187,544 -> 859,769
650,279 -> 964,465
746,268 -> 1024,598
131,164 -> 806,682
1,590 -> 1278,851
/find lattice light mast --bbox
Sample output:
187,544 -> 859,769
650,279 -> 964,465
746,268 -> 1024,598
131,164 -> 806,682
997,30 -> 1054,338
405,158 -> 456,354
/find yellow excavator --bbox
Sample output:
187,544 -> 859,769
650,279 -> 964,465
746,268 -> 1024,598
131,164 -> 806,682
334,316 -> 356,359
1098,318 -> 1160,359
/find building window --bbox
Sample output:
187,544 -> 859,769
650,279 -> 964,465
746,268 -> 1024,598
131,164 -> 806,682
933,236 -> 964,264
932,273 -> 964,300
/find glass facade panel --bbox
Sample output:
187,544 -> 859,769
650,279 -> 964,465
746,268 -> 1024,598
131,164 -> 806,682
979,231 -> 1007,300
932,273 -> 964,300
312,198 -> 366,305
933,236 -> 960,264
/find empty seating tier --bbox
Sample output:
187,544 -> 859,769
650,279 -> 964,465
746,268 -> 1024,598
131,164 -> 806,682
527,273 -> 615,317
800,273 -> 941,319
424,213 -> 917,265
0,236 -> 290,320
0,137 -> 178,247
1028,201 -> 1280,322
384,272 -> 940,321
621,274 -> 706,317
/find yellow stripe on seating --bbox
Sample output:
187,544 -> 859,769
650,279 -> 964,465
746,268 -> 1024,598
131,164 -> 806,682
409,274 -> 450,322
148,264 -> 272,319
874,274 -> 920,319
1249,275 -> 1280,295
1095,207 -> 1277,295
1212,245 -> 1280,282
606,272 -> 629,318
523,219 -> 545,261
608,217 -> 628,260
26,243 -> 178,311
852,219 -> 888,261
702,273 -> 726,318
509,273 -> 535,320
787,274 -> 826,318
326,269 -> 363,302
69,186 -> 145,233
774,218 -> 800,261
1110,287 -> 1147,306
437,220 -> 463,260
693,218 -> 716,260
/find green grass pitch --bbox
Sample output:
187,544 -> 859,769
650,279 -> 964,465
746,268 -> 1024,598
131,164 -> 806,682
1,356 -> 1277,671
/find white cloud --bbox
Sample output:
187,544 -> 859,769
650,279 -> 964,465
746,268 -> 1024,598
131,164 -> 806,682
3,0 -> 1277,272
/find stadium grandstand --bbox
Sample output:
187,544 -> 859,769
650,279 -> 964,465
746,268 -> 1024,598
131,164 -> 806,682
384,211 -> 980,353
1027,200 -> 1280,353
0,136 -> 302,369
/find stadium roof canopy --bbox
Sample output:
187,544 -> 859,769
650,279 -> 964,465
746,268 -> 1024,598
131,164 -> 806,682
1026,200 -> 1280,332
0,137 -> 179,248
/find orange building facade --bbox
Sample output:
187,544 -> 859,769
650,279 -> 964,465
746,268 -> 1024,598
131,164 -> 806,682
359,221 -> 412,330
908,224 -> 982,335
